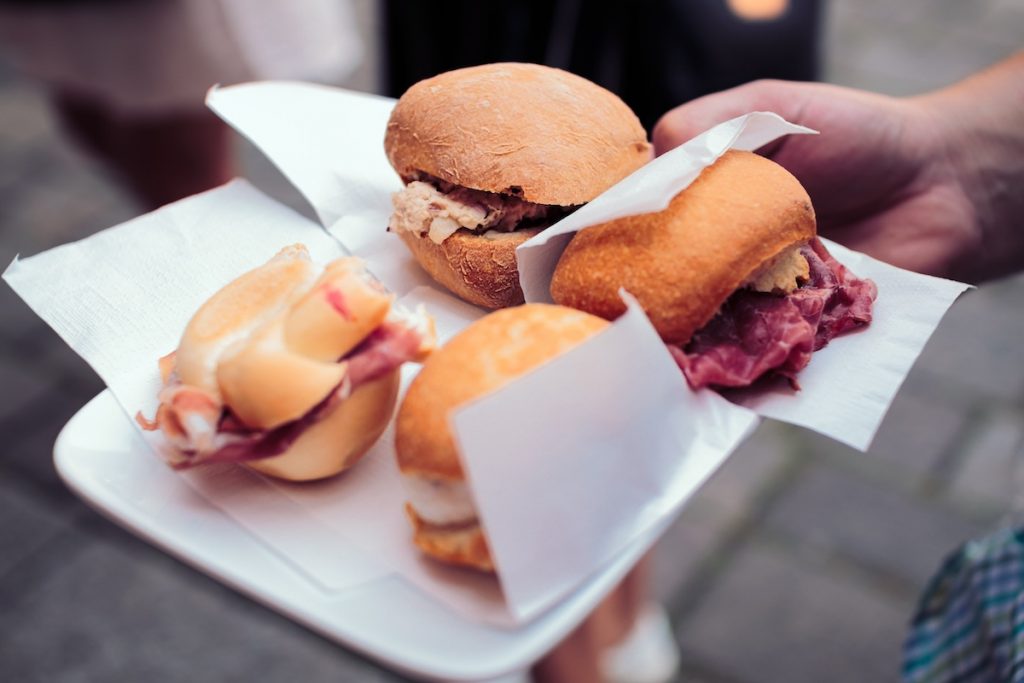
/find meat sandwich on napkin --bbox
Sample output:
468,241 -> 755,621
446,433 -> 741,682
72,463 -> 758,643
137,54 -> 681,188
550,150 -> 877,391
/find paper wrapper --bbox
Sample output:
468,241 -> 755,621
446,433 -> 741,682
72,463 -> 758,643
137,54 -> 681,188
513,112 -> 973,449
5,81 -> 967,627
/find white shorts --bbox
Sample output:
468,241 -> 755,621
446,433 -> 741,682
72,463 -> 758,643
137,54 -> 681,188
0,0 -> 363,114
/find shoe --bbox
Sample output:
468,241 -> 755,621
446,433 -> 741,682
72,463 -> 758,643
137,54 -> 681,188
601,603 -> 681,683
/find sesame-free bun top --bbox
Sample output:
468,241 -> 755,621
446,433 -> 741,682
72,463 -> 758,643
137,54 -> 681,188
175,244 -> 316,398
384,63 -> 651,206
395,304 -> 608,480
176,245 -> 394,431
550,151 -> 816,345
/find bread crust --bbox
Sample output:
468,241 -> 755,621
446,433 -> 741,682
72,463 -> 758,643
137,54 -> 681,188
176,245 -> 314,396
245,371 -> 400,482
163,246 -> 424,482
215,315 -> 348,430
405,504 -> 493,572
396,228 -> 540,310
396,304 -> 608,481
283,257 -> 394,362
396,304 -> 606,569
550,151 -> 816,344
385,63 -> 651,206
176,247 -> 399,431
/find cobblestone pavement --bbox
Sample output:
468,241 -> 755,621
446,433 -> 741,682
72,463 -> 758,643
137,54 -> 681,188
2,1 -> 1023,681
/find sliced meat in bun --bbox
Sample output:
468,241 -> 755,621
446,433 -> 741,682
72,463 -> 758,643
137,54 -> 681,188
385,62 -> 651,310
138,244 -> 435,481
394,303 -> 608,571
550,151 -> 877,389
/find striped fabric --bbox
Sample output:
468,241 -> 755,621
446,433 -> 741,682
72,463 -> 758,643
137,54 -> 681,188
904,528 -> 1024,683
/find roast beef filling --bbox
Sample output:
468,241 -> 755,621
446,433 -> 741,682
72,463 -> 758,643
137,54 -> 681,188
142,318 -> 427,469
674,239 -> 877,389
389,174 -> 577,244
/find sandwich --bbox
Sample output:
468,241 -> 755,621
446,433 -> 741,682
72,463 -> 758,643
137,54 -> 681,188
394,303 -> 607,571
137,244 -> 435,481
550,150 -> 877,389
384,62 -> 651,310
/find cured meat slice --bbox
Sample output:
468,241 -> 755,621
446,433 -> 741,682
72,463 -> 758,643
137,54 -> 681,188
676,239 -> 877,389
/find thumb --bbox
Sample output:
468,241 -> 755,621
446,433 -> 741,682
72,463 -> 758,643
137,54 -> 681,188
652,79 -> 815,156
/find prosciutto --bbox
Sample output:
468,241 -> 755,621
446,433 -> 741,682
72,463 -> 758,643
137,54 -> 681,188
141,318 -> 427,469
675,239 -> 876,389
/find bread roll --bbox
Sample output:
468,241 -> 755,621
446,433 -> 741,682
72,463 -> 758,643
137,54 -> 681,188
385,62 -> 651,309
395,303 -> 607,570
550,151 -> 816,344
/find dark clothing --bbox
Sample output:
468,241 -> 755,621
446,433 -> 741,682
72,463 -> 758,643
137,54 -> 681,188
382,0 -> 822,131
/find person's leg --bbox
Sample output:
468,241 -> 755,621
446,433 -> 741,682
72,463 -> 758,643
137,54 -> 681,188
532,556 -> 664,683
52,90 -> 235,210
531,576 -> 631,683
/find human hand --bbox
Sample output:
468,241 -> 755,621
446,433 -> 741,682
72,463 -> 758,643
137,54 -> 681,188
652,55 -> 1024,283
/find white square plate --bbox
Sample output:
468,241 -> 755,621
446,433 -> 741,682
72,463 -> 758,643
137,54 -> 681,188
54,390 -> 671,682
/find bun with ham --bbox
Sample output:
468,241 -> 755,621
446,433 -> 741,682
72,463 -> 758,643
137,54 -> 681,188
394,303 -> 608,571
384,62 -> 651,310
550,151 -> 877,389
138,244 -> 435,481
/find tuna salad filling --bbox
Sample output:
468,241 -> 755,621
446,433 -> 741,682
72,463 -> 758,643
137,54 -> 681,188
389,173 -> 577,244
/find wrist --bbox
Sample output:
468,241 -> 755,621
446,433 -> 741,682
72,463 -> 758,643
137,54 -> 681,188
914,53 -> 1024,281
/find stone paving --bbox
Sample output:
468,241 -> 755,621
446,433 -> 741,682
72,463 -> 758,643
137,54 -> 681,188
2,1 -> 1023,681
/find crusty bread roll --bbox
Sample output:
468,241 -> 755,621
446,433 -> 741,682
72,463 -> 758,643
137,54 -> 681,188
147,245 -> 432,482
246,371 -> 400,481
175,244 -> 316,398
395,227 -> 541,310
385,63 -> 651,310
385,63 -> 651,205
550,151 -> 816,344
404,504 -> 494,573
189,250 -> 394,431
395,303 -> 608,571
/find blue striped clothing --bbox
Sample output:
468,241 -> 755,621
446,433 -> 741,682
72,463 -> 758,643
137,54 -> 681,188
904,528 -> 1024,682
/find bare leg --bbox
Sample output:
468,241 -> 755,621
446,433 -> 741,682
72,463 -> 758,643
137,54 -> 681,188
532,555 -> 653,683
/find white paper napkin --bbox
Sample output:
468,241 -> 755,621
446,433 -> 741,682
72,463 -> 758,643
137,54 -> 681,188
4,180 -> 393,593
727,239 -> 969,449
513,112 -> 971,449
4,178 -> 758,625
453,295 -> 758,622
207,82 -> 433,298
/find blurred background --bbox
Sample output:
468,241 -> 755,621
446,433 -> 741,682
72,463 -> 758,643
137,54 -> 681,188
1,0 -> 1023,681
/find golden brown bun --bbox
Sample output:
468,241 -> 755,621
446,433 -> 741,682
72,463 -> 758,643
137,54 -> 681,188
176,244 -> 314,397
405,505 -> 493,573
177,247 -> 395,431
161,247 -> 432,482
396,304 -> 606,569
283,257 -> 394,362
245,371 -> 400,482
397,228 -> 540,310
385,63 -> 651,206
396,304 -> 608,481
550,151 -> 816,344
215,316 -> 348,430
